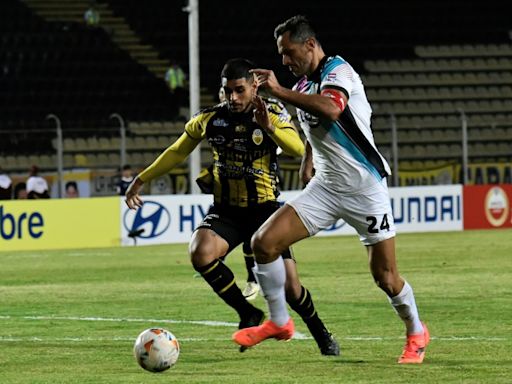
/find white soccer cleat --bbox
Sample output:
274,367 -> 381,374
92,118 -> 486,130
242,281 -> 260,301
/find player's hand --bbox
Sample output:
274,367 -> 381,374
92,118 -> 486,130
300,141 -> 314,187
251,69 -> 281,94
252,95 -> 274,134
125,177 -> 145,210
300,167 -> 315,187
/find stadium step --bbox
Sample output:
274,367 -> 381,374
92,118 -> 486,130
21,0 -> 171,81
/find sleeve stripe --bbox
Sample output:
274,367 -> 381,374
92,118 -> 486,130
320,84 -> 349,100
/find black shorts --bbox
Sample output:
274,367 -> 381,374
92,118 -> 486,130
196,201 -> 294,260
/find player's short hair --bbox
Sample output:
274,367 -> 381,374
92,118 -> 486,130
221,58 -> 257,82
65,181 -> 78,190
274,15 -> 318,43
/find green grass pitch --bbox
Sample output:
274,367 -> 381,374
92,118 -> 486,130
1,229 -> 511,383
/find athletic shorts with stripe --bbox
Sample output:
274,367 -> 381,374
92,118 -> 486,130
286,177 -> 396,246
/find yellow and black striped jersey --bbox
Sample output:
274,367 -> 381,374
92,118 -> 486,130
185,98 -> 302,207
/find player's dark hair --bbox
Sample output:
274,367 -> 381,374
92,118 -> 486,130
65,181 -> 78,190
274,15 -> 318,44
221,58 -> 257,82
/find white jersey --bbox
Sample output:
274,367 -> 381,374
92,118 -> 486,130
293,55 -> 391,194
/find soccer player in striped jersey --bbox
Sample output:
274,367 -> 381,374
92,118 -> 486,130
126,58 -> 339,355
233,16 -> 429,364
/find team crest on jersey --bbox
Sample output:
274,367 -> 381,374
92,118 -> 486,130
252,129 -> 263,145
235,125 -> 246,132
213,118 -> 229,127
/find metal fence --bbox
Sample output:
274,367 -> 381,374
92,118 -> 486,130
1,110 -> 512,198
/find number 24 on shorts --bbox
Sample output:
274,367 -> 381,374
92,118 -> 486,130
366,214 -> 390,233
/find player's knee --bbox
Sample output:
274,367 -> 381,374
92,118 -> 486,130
251,231 -> 279,262
189,242 -> 217,268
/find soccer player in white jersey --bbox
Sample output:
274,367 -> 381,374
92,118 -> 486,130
233,15 -> 429,364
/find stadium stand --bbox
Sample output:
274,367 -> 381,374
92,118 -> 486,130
0,0 -> 185,170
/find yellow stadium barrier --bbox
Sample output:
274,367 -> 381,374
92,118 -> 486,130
0,197 -> 120,252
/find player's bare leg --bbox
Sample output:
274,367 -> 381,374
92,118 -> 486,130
368,238 -> 429,363
190,229 -> 264,333
233,205 -> 310,349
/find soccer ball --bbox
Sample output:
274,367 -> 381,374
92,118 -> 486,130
133,328 -> 180,372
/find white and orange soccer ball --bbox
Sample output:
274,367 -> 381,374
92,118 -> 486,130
133,328 -> 180,372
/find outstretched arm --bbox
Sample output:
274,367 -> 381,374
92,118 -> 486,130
125,133 -> 200,209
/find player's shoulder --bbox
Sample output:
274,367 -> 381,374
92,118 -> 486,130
190,102 -> 227,121
322,55 -> 349,73
262,97 -> 287,114
193,102 -> 227,117
262,96 -> 293,125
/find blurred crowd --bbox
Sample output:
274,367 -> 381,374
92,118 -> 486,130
0,164 -> 134,200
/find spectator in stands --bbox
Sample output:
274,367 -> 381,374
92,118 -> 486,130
165,60 -> 187,105
65,181 -> 80,198
84,1 -> 100,27
26,165 -> 50,199
116,165 -> 134,196
0,167 -> 12,200
14,183 -> 28,200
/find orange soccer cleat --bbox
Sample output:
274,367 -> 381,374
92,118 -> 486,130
398,322 -> 430,364
233,318 -> 295,348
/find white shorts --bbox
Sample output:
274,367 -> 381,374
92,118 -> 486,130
286,177 -> 396,246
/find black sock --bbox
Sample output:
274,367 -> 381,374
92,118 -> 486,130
244,254 -> 256,282
288,286 -> 329,340
195,259 -> 256,317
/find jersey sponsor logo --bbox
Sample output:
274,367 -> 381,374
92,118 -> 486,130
212,135 -> 226,145
252,129 -> 263,145
233,139 -> 248,152
123,201 -> 171,239
213,118 -> 229,127
215,161 -> 264,178
484,186 -> 509,227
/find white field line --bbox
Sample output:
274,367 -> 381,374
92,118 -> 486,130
0,315 -> 313,339
0,315 -> 507,342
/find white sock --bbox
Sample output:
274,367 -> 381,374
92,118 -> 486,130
388,280 -> 423,335
253,257 -> 289,326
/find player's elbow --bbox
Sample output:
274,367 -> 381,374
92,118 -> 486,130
320,90 -> 346,121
